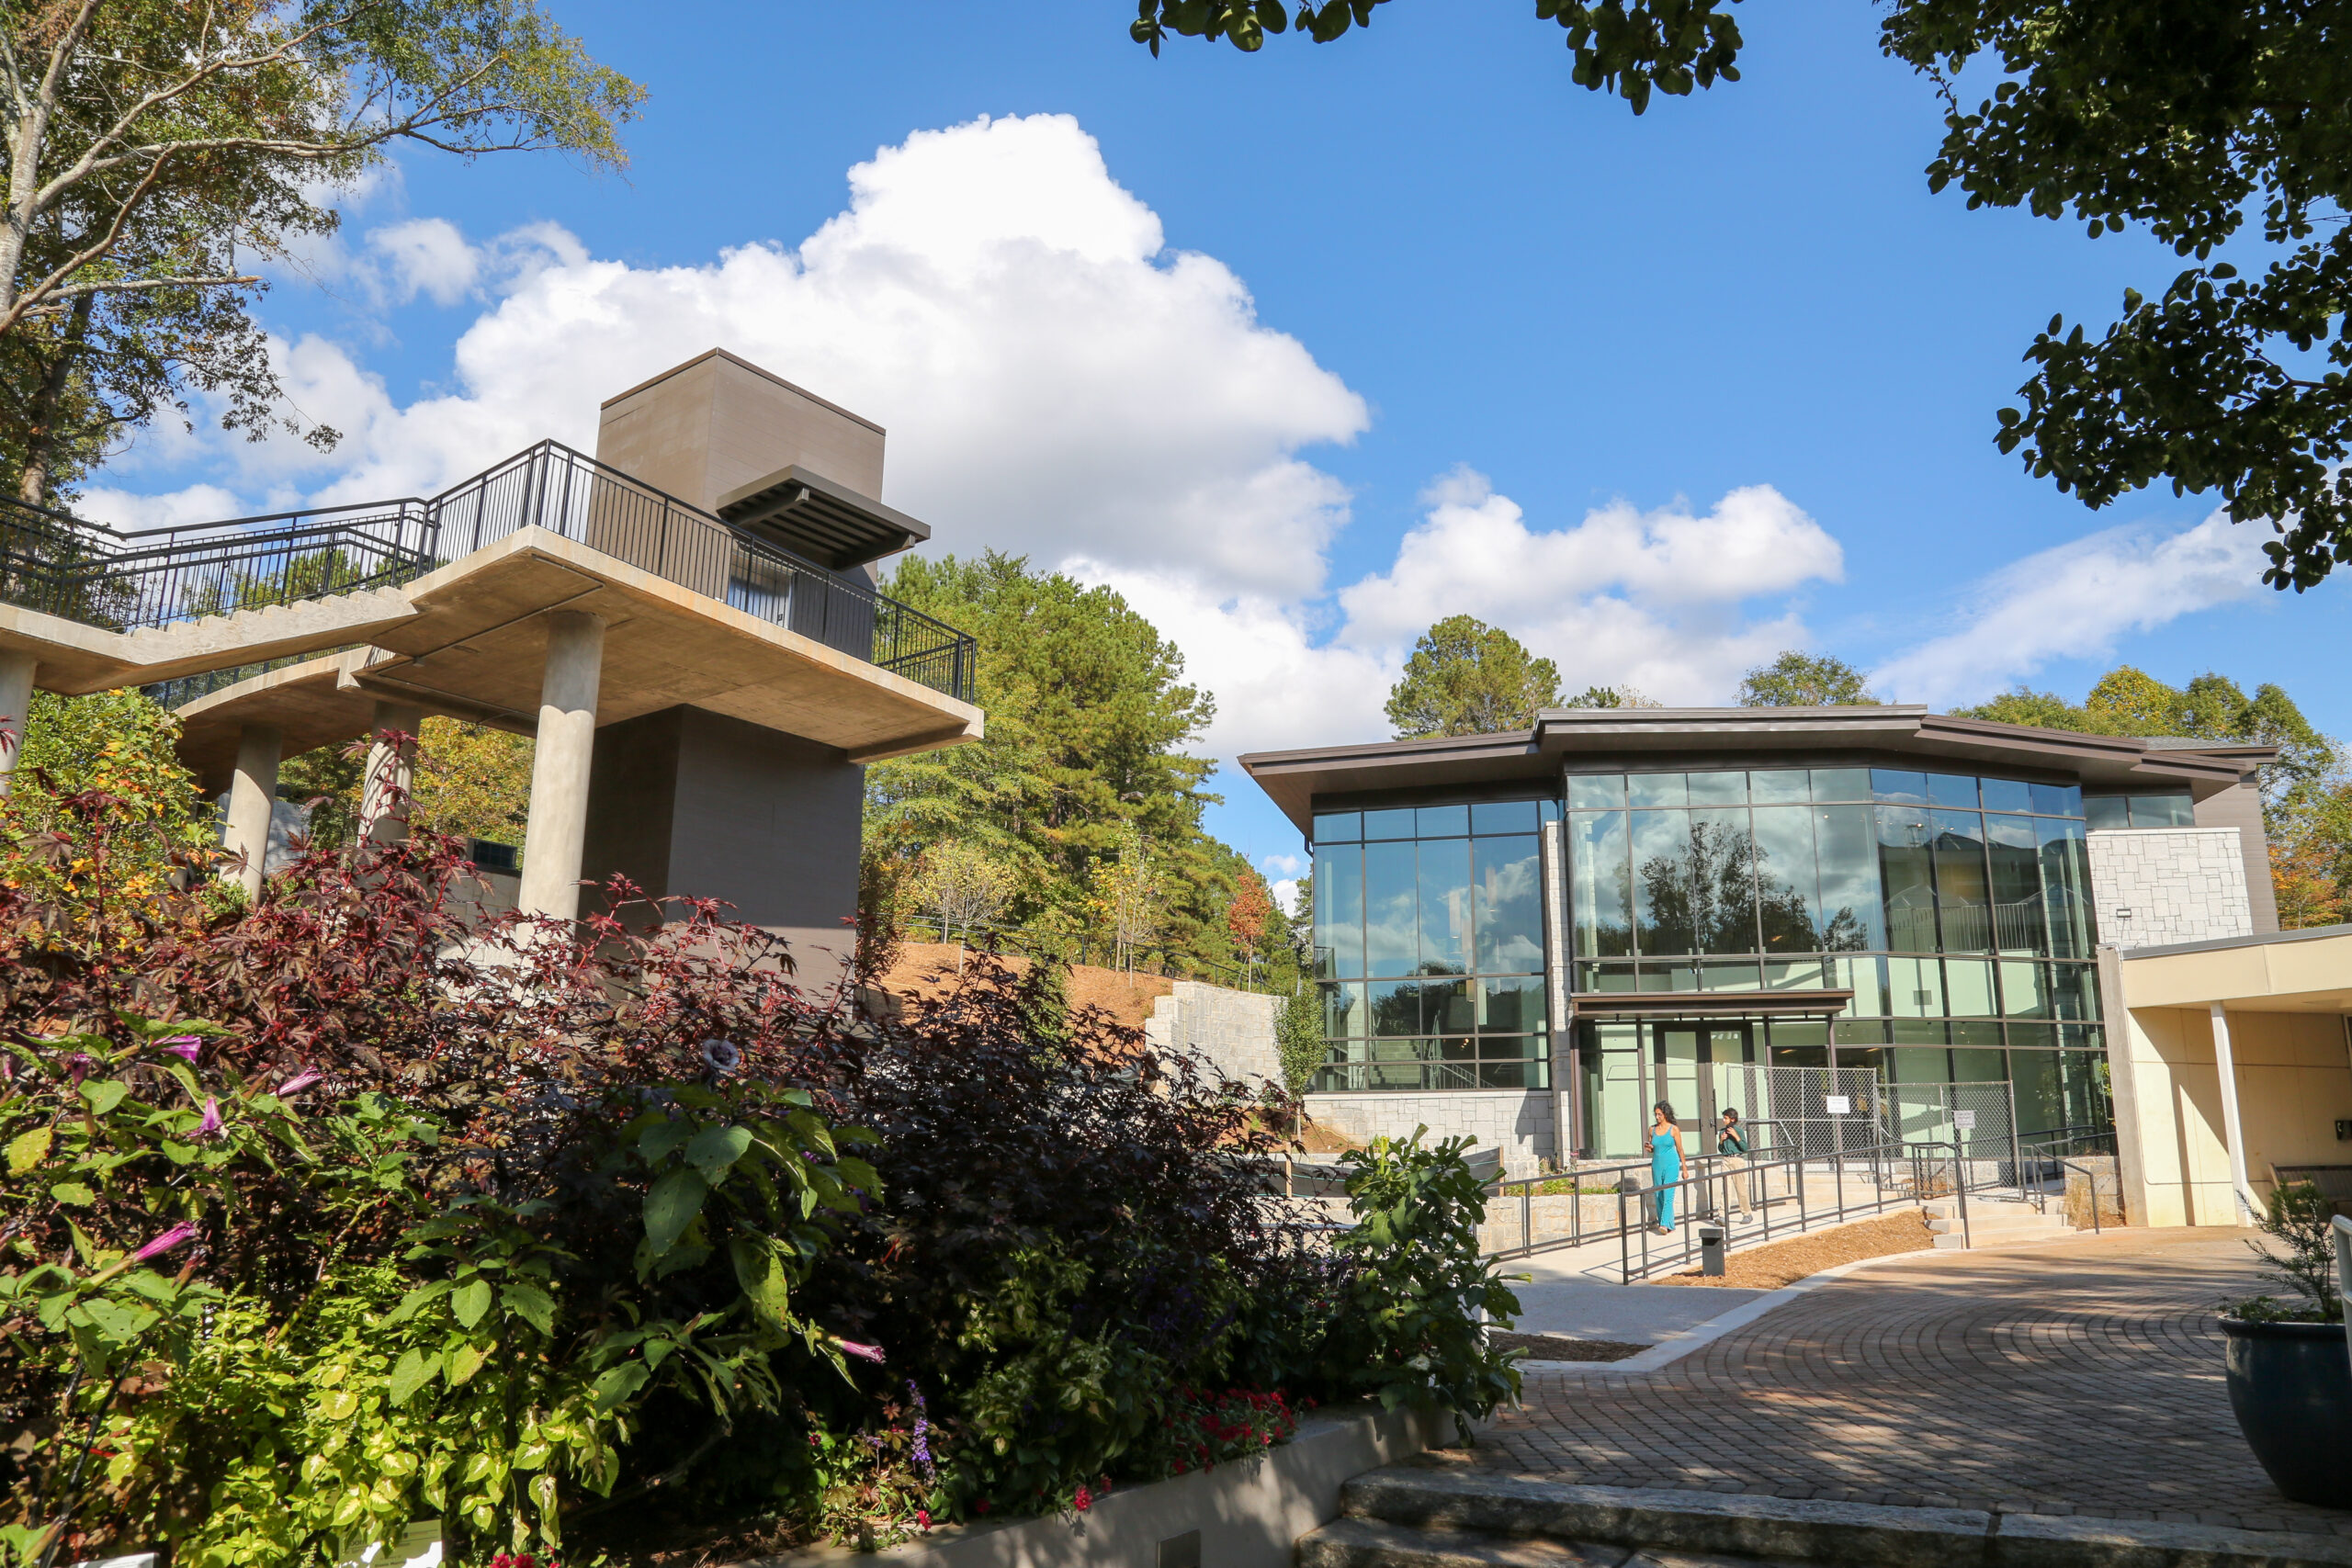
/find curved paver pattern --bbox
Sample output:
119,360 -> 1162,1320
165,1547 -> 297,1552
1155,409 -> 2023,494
1475,1229 -> 2352,1535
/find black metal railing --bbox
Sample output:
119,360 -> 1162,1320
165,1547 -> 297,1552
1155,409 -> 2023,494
6,441 -> 977,705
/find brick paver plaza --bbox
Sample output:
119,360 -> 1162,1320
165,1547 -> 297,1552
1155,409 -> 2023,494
1473,1227 -> 2352,1535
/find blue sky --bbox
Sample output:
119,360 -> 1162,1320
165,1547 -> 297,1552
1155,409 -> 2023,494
96,1 -> 2349,898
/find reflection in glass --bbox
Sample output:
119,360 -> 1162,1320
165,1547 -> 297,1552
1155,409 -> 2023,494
1416,839 -> 1471,975
2037,818 -> 2094,958
1929,809 -> 1991,953
1477,976 -> 1546,1033
1877,807 -> 1936,952
1813,767 -> 1872,802
1628,773 -> 1688,808
1363,840 -> 1418,977
1473,799 -> 1541,834
1363,807 -> 1417,839
1631,808 -> 1696,955
1748,769 -> 1811,804
1370,981 -> 1419,1036
1814,806 -> 1884,950
1321,981 -> 1366,1039
2052,964 -> 2099,1021
2084,796 -> 2129,831
1570,811 -> 1633,958
1576,961 -> 1637,993
1686,770 -> 1748,806
1979,777 -> 2032,813
1419,978 -> 1472,1032
1568,773 -> 1627,811
2030,782 -> 2083,817
2130,793 -> 2197,827
1418,804 -> 1469,838
1693,807 -> 1762,953
1928,773 -> 1980,808
1872,769 -> 1929,805
1313,811 -> 1362,842
1315,845 -> 1363,978
1751,805 -> 1821,953
1984,814 -> 2045,955
1765,957 -> 1828,988
1826,953 -> 1887,1016
1474,835 -> 1544,972
1701,960 -> 1763,990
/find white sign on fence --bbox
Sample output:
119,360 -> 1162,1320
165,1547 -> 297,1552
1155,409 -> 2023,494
1826,1095 -> 1851,1115
1954,1110 -> 1978,1131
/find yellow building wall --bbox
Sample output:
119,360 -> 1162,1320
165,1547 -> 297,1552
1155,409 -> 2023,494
2117,1005 -> 2352,1227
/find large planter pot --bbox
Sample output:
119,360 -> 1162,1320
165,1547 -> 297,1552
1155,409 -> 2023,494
2219,1315 -> 2352,1508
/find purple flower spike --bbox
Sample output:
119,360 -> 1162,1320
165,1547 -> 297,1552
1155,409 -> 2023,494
68,1055 -> 91,1087
160,1036 -> 202,1062
840,1340 -> 886,1364
277,1070 -> 322,1095
132,1223 -> 199,1263
194,1097 -> 223,1139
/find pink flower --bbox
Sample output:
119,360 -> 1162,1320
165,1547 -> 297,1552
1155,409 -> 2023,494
159,1036 -> 202,1062
840,1340 -> 886,1364
916,1509 -> 931,1532
132,1223 -> 198,1262
277,1070 -> 322,1095
193,1098 -> 222,1139
1073,1485 -> 1092,1513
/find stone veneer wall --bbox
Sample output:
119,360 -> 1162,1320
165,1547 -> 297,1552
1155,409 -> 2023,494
1142,981 -> 1282,1088
2086,827 -> 2255,950
1303,1090 -> 1555,1178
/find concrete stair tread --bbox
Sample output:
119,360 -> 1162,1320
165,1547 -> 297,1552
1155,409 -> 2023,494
1300,1516 -> 1640,1567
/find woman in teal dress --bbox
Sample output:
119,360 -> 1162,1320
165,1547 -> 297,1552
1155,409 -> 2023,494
1650,1101 -> 1685,1235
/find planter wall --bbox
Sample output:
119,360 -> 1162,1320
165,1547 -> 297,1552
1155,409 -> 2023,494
752,1403 -> 1448,1568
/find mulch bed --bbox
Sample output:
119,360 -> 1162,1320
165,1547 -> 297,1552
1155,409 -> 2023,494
1488,1330 -> 1651,1362
1657,1208 -> 1936,1289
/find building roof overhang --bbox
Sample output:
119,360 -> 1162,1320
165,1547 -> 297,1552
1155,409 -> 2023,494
714,464 -> 930,571
1239,706 -> 2274,838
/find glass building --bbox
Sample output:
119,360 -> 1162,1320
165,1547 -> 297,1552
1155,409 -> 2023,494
1249,707 -> 2277,1164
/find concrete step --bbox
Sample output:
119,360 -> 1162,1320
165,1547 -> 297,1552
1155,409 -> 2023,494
1926,1213 -> 2069,1235
1297,1516 -> 1632,1568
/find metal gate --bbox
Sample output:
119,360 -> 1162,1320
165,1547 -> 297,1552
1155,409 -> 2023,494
1887,1078 -> 2019,1188
1713,1064 -> 1889,1161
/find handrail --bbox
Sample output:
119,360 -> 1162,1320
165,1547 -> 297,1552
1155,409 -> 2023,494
8,441 -> 978,705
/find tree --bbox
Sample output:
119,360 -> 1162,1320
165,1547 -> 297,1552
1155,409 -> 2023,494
911,840 -> 1016,972
279,717 -> 532,851
1561,683 -> 1661,710
0,0 -> 642,502
1091,825 -> 1163,976
1125,2 -> 2352,592
1274,985 -> 1325,1095
1738,651 -> 1878,707
1385,615 -> 1562,739
1226,866 -> 1276,985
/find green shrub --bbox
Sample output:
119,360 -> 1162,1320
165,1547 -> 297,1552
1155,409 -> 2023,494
2223,1181 -> 2345,1324
1275,986 -> 1324,1094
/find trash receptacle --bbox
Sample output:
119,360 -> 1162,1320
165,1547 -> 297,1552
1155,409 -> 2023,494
1700,1225 -> 1725,1276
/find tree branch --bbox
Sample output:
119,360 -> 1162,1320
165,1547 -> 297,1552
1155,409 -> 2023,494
18,275 -> 263,310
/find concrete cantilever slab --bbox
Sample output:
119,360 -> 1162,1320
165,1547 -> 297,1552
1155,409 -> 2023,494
169,525 -> 982,784
0,587 -> 420,696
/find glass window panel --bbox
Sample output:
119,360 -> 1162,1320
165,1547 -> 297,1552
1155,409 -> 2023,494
1363,840 -> 1419,977
1979,778 -> 2033,813
1575,960 -> 1638,993
1476,976 -> 1546,1033
1472,799 -> 1541,835
1473,835 -> 1544,973
1944,957 -> 1998,1016
1478,1033 -> 1542,1061
1889,954 -> 1944,1017
1570,810 -> 1633,958
2007,1021 -> 2057,1051
1998,961 -> 2049,1019
1568,773 -> 1627,811
1691,807 -> 1762,954
2037,818 -> 2095,958
1877,806 -> 1937,953
1764,957 -> 1829,989
1686,770 -> 1748,806
2131,793 -> 2197,827
1369,981 -> 1419,1036
1748,769 -> 1811,804
1417,804 -> 1470,838
1751,805 -> 1822,953
1812,767 -> 1872,802
2008,1049 -> 2063,1137
1314,845 -> 1363,979
1320,981 -> 1366,1039
2057,1023 -> 2103,1054
1770,1019 -> 1829,1052
1828,953 -> 1888,1017
1631,808 -> 1696,956
1416,839 -> 1472,976
1478,1060 -> 1546,1090
1837,1020 -> 1892,1046
2052,1047 -> 2109,1127
1363,807 -> 1417,840
1433,1032 -> 1476,1061
1930,808 -> 1993,953
1892,1019 -> 1951,1046
1892,1045 -> 1953,1083
1984,815 -> 2046,957
1312,810 -> 1362,843
1928,773 -> 1980,808
1701,960 -> 1763,991
2083,796 -> 2129,831
1639,960 -> 1699,992
2030,782 -> 2083,818
1628,772 -> 1688,808
1872,769 -> 1929,805
1814,806 -> 1886,951
1419,978 -> 1473,1032
1951,1041 -> 2004,1073
2052,964 -> 2100,1021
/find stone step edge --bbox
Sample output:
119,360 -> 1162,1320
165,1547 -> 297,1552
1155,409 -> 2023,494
1338,1468 -> 2352,1568
1298,1515 -> 1604,1567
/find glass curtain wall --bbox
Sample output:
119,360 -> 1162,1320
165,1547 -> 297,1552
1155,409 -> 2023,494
1312,799 -> 1557,1091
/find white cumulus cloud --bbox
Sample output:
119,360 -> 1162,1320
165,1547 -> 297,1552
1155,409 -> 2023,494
1870,512 -> 2266,708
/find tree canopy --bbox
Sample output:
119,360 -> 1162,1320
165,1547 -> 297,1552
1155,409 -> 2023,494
1385,615 -> 1562,738
1737,650 -> 1878,707
1127,0 -> 2352,592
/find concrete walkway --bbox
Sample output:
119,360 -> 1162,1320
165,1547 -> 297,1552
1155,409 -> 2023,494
1475,1228 -> 2352,1536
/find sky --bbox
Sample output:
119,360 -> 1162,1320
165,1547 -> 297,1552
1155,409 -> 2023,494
90,1 -> 2351,908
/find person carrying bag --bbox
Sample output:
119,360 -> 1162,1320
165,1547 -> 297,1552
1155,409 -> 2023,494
1717,1107 -> 1754,1218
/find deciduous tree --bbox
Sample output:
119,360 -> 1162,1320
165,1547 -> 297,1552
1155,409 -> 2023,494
1737,651 -> 1877,707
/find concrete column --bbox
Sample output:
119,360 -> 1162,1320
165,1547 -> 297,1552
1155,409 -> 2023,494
358,699 -> 426,842
0,650 -> 34,794
2210,1001 -> 2259,1224
2096,943 -> 2155,1226
516,612 -> 605,922
223,723 -> 283,902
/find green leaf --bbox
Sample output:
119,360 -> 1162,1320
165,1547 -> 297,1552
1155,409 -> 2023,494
6,1126 -> 52,1174
684,1123 -> 752,1180
641,1168 -> 709,1258
729,1235 -> 794,1326
501,1282 -> 556,1336
387,1279 -> 453,1324
388,1347 -> 442,1406
451,1278 -> 493,1330
48,1181 -> 96,1206
638,1119 -> 694,1167
448,1339 -> 490,1385
590,1361 -> 650,1411
79,1080 -> 129,1115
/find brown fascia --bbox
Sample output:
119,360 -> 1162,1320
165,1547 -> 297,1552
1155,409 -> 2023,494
1238,705 -> 2275,839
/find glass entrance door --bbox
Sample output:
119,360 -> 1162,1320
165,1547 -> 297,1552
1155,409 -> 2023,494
1651,1021 -> 1756,1140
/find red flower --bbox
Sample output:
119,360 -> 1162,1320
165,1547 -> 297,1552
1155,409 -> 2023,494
1074,1485 -> 1092,1512
917,1509 -> 932,1531
974,1499 -> 990,1515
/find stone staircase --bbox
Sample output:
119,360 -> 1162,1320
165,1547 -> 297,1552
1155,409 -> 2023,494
1923,1196 -> 2075,1250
